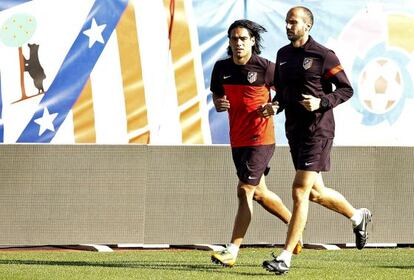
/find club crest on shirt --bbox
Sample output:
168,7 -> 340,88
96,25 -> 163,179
303,57 -> 313,70
247,71 -> 257,83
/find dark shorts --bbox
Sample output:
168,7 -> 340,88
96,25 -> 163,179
288,138 -> 333,172
231,144 -> 275,186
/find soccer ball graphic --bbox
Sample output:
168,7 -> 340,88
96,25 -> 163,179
358,58 -> 403,114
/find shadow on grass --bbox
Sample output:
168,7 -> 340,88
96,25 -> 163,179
0,259 -> 277,277
377,265 -> 414,270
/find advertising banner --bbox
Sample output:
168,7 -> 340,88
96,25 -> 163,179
1,0 -> 413,145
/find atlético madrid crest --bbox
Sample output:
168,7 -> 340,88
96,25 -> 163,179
247,71 -> 257,83
303,57 -> 313,70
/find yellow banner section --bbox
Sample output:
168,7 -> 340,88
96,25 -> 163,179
388,14 -> 414,52
165,0 -> 204,144
73,78 -> 96,143
116,2 -> 149,144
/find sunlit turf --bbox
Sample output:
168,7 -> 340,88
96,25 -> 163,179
0,247 -> 413,280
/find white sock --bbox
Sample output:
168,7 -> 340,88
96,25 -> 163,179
276,250 -> 292,267
226,243 -> 239,257
350,209 -> 363,227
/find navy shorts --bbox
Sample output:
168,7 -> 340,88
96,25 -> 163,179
288,138 -> 333,172
231,144 -> 275,186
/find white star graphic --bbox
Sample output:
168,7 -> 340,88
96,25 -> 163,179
34,107 -> 58,136
82,18 -> 107,48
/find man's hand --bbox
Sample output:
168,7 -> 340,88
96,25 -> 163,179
299,94 -> 321,112
257,101 -> 279,118
213,95 -> 230,112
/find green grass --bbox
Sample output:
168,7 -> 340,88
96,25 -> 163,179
0,248 -> 413,280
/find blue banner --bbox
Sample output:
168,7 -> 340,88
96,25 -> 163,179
17,0 -> 128,142
0,0 -> 31,11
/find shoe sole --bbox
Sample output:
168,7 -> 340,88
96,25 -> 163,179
211,256 -> 235,268
262,263 -> 288,275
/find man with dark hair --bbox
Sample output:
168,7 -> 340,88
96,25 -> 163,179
225,19 -> 267,57
209,19 -> 301,267
262,6 -> 372,275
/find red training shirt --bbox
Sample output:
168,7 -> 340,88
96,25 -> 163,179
210,54 -> 275,147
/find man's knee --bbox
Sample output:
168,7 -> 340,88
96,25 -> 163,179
292,185 -> 311,203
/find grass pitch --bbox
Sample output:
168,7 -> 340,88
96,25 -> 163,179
0,247 -> 412,280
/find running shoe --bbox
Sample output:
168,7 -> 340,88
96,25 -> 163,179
262,253 -> 289,275
353,208 -> 372,249
211,249 -> 236,267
